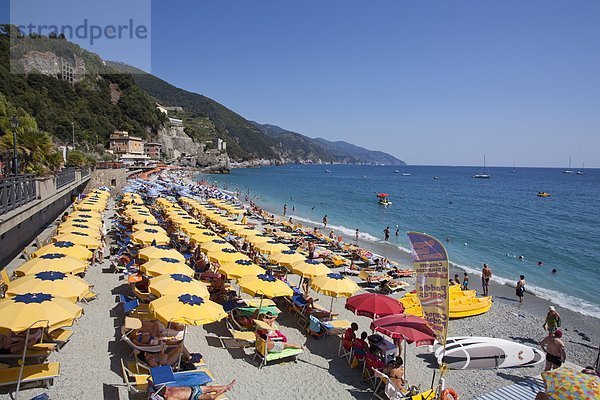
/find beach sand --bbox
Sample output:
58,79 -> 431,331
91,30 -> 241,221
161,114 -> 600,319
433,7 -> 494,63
1,190 -> 598,400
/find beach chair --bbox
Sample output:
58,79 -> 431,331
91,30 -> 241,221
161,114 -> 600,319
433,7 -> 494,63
307,315 -> 327,339
0,362 -> 60,389
252,335 -> 303,369
46,328 -> 74,350
218,320 -> 256,348
338,334 -> 354,362
362,354 -> 386,387
0,269 -> 11,298
0,348 -> 54,362
120,358 -> 149,394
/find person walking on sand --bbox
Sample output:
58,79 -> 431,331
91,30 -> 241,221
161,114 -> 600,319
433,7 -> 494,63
323,215 -> 328,228
543,306 -> 561,334
516,275 -> 526,303
540,329 -> 566,371
482,263 -> 492,296
384,226 -> 390,241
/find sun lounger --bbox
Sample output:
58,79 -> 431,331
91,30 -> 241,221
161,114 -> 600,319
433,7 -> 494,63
0,362 -> 60,388
120,358 -> 149,394
252,335 -> 303,369
0,348 -> 53,362
46,328 -> 74,349
219,320 -> 256,348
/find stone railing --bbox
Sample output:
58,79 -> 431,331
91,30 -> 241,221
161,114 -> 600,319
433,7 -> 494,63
0,174 -> 37,215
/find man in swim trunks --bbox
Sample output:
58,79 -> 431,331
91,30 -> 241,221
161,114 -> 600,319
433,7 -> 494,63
540,329 -> 566,371
481,263 -> 492,296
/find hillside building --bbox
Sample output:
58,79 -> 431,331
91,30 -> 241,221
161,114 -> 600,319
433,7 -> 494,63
144,142 -> 162,160
109,130 -> 149,165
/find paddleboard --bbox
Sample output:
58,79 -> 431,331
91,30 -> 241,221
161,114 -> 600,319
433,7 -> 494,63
436,339 -> 544,369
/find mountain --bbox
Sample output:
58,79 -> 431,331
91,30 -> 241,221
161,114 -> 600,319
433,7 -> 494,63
252,122 -> 405,165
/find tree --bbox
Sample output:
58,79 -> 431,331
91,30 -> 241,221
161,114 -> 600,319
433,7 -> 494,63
65,150 -> 86,168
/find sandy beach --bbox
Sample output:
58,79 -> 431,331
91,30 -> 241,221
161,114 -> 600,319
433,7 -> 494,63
1,178 -> 598,400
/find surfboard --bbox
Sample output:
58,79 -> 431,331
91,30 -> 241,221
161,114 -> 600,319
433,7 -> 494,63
435,338 -> 545,369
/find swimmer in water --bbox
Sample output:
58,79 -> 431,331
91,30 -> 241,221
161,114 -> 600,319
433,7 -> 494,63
551,269 -> 557,273
518,255 -> 524,260
538,261 -> 544,266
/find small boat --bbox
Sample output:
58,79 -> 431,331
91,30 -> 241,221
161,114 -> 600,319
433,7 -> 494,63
377,193 -> 392,205
394,170 -> 400,173
537,192 -> 551,197
324,169 -> 331,173
562,156 -> 574,174
398,296 -> 423,317
449,296 -> 492,319
473,155 -> 491,178
577,162 -> 585,175
401,173 -> 411,176
509,162 -> 517,173
433,176 -> 439,180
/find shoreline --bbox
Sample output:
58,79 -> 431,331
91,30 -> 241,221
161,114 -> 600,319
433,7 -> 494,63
212,178 -> 600,366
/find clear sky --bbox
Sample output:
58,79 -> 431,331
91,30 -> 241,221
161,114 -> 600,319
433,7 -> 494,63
3,1 -> 600,167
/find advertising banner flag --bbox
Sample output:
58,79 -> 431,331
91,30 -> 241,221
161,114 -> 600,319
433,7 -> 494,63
407,232 -> 449,345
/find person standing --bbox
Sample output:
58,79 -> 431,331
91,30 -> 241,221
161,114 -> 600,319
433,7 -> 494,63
462,272 -> 469,290
482,263 -> 492,296
395,228 -> 399,237
454,274 -> 461,285
516,275 -> 526,303
355,228 -> 359,244
283,204 -> 287,216
323,215 -> 328,228
540,330 -> 566,371
384,226 -> 390,241
543,306 -> 561,334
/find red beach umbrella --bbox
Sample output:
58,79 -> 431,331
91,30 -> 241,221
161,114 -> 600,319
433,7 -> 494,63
345,293 -> 404,319
370,314 -> 436,346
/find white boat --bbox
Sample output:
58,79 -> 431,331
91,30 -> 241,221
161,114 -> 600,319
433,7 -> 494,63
577,162 -> 585,175
401,173 -> 411,176
435,337 -> 545,370
473,155 -> 491,178
324,169 -> 331,173
509,162 -> 517,173
394,170 -> 400,173
562,156 -> 574,174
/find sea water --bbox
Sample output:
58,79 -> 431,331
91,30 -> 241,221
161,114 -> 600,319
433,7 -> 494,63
200,165 -> 600,318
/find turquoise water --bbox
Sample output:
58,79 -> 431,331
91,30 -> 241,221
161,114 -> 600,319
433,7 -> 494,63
202,165 -> 600,317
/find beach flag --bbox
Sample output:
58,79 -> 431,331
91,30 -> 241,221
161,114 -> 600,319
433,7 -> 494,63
407,232 -> 450,346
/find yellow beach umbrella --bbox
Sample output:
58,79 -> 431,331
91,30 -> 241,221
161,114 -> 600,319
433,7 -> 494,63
246,233 -> 272,245
254,240 -> 290,255
129,213 -> 158,224
131,228 -> 171,246
206,248 -> 246,264
52,232 -> 101,249
269,250 -> 305,268
64,216 -> 102,228
189,231 -> 219,245
75,202 -> 104,211
138,246 -> 185,262
6,272 -> 91,303
218,259 -> 264,280
68,211 -> 102,220
149,294 -> 227,326
232,227 -> 260,238
310,272 -> 360,298
58,220 -> 101,232
14,253 -> 87,277
57,225 -> 101,238
238,273 -> 293,298
34,241 -> 93,261
132,223 -> 166,234
148,274 -> 210,298
290,259 -> 331,278
140,258 -> 194,277
0,292 -> 83,333
200,239 -> 234,254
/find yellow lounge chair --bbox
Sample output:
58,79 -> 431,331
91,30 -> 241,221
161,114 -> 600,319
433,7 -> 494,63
0,362 -> 60,388
120,358 -> 149,394
219,320 -> 256,348
46,328 -> 74,350
252,335 -> 303,369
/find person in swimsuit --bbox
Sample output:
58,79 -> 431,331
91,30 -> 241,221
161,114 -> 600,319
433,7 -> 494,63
462,272 -> 469,290
482,263 -> 492,296
540,330 -> 566,371
160,380 -> 236,400
516,275 -> 526,303
384,356 -> 405,389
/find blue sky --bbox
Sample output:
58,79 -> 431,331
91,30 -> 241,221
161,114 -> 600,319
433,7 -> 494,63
3,1 -> 600,167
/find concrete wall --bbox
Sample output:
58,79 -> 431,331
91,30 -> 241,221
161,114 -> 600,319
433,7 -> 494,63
0,176 -> 89,267
85,168 -> 128,196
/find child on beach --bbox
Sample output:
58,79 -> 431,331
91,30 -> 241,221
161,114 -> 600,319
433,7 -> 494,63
516,275 -> 526,303
462,273 -> 469,290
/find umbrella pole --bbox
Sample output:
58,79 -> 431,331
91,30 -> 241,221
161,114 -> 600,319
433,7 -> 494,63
15,327 -> 31,400
403,339 -> 407,385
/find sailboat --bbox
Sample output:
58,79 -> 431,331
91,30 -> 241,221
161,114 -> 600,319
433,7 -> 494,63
562,156 -> 574,174
509,162 -> 517,173
473,155 -> 491,179
577,163 -> 585,175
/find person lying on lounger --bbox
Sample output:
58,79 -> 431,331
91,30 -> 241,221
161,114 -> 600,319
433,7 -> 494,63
257,333 -> 302,354
138,345 -> 183,368
159,380 -> 236,400
0,328 -> 43,354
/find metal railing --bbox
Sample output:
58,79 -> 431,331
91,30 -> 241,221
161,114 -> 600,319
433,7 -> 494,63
81,166 -> 90,178
0,174 -> 37,215
55,168 -> 76,189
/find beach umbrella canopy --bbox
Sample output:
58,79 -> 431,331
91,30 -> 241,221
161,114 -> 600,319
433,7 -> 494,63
33,241 -> 93,261
52,232 -> 101,249
206,248 -> 246,264
64,216 -> 102,228
269,250 -> 305,268
149,294 -> 227,326
0,293 -> 83,333
254,240 -> 291,255
140,258 -> 193,277
148,274 -> 210,298
310,273 -> 360,298
130,213 -> 158,224
218,259 -> 265,280
132,223 -> 166,234
189,231 -> 219,245
346,293 -> 405,319
542,366 -> 600,400
232,226 -> 261,238
6,272 -> 91,303
200,239 -> 234,253
139,246 -> 185,262
75,202 -> 104,211
238,273 -> 294,298
14,253 -> 87,277
245,233 -> 272,245
58,220 -> 102,234
291,259 -> 331,278
369,314 -> 436,345
131,228 -> 171,246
